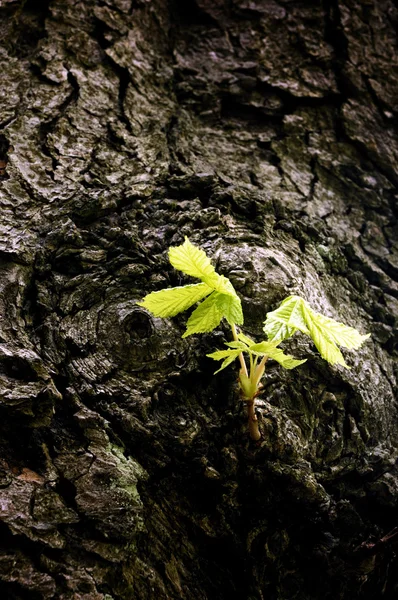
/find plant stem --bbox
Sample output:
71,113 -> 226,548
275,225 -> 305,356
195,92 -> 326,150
246,399 -> 261,441
231,324 -> 261,441
231,323 -> 248,377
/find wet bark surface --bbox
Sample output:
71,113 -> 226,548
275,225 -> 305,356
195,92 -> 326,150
0,0 -> 397,598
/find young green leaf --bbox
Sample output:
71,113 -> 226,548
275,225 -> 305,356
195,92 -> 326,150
264,295 -> 370,368
208,274 -> 237,296
248,340 -> 307,370
302,311 -> 348,367
169,237 -> 215,280
306,310 -> 371,350
137,282 -> 212,317
206,348 -> 243,374
214,291 -> 244,326
208,337 -> 306,374
237,332 -> 255,347
182,289 -> 244,337
225,340 -> 248,351
247,340 -> 281,354
263,295 -> 309,341
139,238 -> 244,336
182,293 -> 224,337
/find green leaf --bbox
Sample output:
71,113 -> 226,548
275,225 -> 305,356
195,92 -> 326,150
214,291 -> 244,326
208,336 -> 305,376
182,293 -> 223,337
302,308 -> 348,367
206,348 -> 243,374
207,274 -> 236,295
247,340 -> 306,370
263,295 -> 370,368
275,355 -> 307,370
263,295 -> 309,341
306,310 -> 371,350
201,272 -> 243,325
225,341 -> 247,350
169,237 -> 215,280
182,290 -> 243,337
140,238 -> 244,334
138,282 -> 212,317
248,340 -> 281,354
237,332 -> 255,347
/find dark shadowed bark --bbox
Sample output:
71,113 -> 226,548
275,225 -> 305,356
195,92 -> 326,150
0,0 -> 397,598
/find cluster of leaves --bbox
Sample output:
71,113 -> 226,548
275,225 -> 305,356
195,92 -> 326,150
139,238 -> 370,439
207,331 -> 307,402
207,332 -> 306,375
264,295 -> 370,368
138,237 -> 243,337
139,237 -> 369,371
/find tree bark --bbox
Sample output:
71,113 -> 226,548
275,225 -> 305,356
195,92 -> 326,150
0,0 -> 397,598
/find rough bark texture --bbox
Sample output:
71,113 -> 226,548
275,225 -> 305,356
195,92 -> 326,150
0,0 -> 397,598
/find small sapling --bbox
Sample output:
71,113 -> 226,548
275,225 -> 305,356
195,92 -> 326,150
139,238 -> 370,440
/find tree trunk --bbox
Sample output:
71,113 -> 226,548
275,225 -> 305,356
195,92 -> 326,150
0,0 -> 397,598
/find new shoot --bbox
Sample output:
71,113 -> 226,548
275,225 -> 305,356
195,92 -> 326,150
138,238 -> 370,441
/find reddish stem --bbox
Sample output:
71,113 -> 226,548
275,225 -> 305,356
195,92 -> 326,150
246,399 -> 261,441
